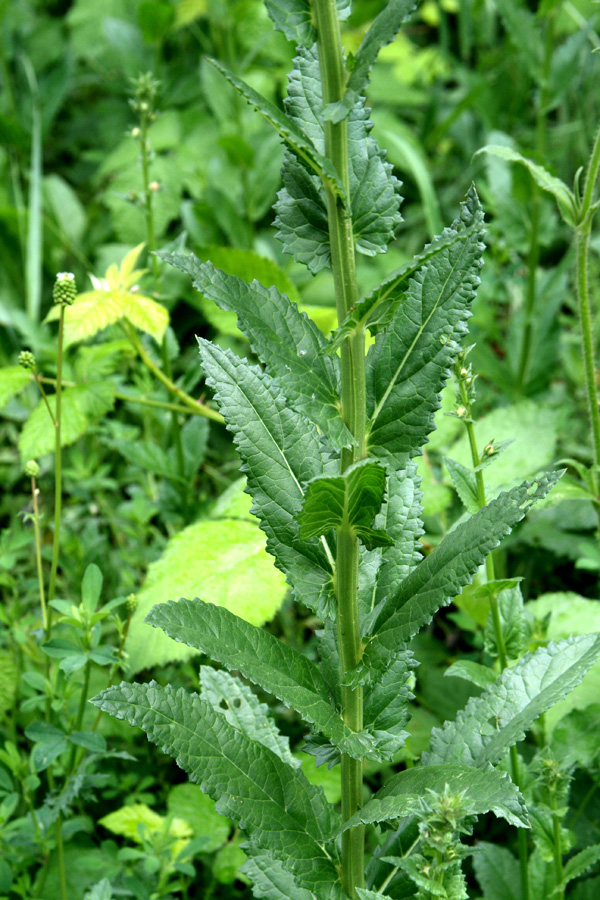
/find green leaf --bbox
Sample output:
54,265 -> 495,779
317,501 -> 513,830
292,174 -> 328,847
46,288 -> 169,346
167,783 -> 230,852
91,682 -> 341,898
197,339 -> 335,617
444,457 -> 479,514
488,0 -> 542,82
178,244 -> 301,304
363,649 -> 416,758
474,145 -> 576,225
484,586 -> 525,661
324,0 -> 417,123
327,187 -> 483,354
164,253 -> 351,449
298,460 -> 393,550
369,461 -> 424,614
354,473 -> 560,682
125,479 -> 287,673
263,0 -> 350,45
68,731 -> 107,753
275,46 -> 401,272
365,189 -> 485,465
112,440 -> 184,482
146,597 -> 381,760
340,764 -> 528,831
81,564 -> 103,612
0,366 -> 31,411
199,667 -> 298,768
241,853 -> 315,900
562,844 -> 600,885
444,660 -> 498,689
206,58 -> 345,202
472,843 -> 521,900
425,633 -> 600,767
0,652 -> 18,723
19,382 -> 116,461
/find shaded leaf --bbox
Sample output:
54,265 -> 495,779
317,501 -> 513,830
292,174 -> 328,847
0,366 -> 31,410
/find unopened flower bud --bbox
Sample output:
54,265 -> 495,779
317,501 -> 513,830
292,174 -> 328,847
148,181 -> 160,192
131,127 -> 141,139
456,405 -> 467,418
484,443 -> 495,456
18,350 -> 36,370
25,460 -> 40,478
53,272 -> 77,307
126,593 -> 138,614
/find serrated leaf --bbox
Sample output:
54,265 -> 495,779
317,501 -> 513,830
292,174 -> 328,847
18,382 -> 116,461
339,765 -> 528,831
425,634 -> 600,767
324,0 -> 417,123
207,58 -> 345,202
445,457 -> 480,513
354,474 -> 560,682
363,649 -> 416,758
562,844 -> 600,885
0,366 -> 31,410
474,145 -> 576,225
241,853 -> 315,900
327,188 -> 483,354
365,189 -> 485,465
163,253 -> 350,449
179,245 -> 301,304
472,843 -> 521,900
484,586 -> 525,661
369,461 -> 424,613
444,660 -> 498,689
298,460 -> 393,550
146,597 -> 381,760
197,339 -> 335,617
91,682 -> 341,898
263,0 -> 349,46
199,667 -> 298,768
275,46 -> 401,271
125,479 -> 287,673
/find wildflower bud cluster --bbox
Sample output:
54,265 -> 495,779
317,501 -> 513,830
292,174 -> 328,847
53,272 -> 77,307
18,350 -> 36,370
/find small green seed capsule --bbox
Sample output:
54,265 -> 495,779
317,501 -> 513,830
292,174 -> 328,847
18,350 -> 36,370
53,272 -> 77,307
25,459 -> 40,478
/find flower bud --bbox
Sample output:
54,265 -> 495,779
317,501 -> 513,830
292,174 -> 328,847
53,272 -> 77,307
18,350 -> 36,370
25,460 -> 40,478
126,593 -> 138,614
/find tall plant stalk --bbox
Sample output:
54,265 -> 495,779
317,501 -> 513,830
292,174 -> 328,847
314,1 -> 366,894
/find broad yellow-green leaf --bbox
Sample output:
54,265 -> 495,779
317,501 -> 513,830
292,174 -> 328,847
18,382 -> 116,461
0,366 -> 31,410
99,802 -> 191,859
167,783 -> 230,852
125,479 -> 288,673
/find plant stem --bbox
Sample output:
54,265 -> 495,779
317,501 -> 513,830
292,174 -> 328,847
38,376 -> 194,416
122,321 -> 224,422
550,785 -> 565,899
66,660 -> 92,775
31,476 -> 47,631
313,1 -> 365,895
47,305 -> 66,634
457,373 -> 529,900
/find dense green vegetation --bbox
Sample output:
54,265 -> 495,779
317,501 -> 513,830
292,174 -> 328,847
2,1 -> 600,899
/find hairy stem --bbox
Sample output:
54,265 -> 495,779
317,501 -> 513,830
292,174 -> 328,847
47,305 -> 65,630
31,476 -> 47,631
313,1 -> 365,895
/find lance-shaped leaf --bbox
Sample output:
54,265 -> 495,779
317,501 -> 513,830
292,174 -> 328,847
474,145 -> 577,226
324,0 -> 418,124
339,765 -> 528,831
371,461 -> 424,611
199,667 -> 298,768
444,457 -> 480,514
147,598 -> 380,760
424,633 -> 600,768
327,188 -> 483,355
197,339 -> 334,617
263,0 -> 350,46
365,189 -> 485,466
275,46 -> 401,272
206,58 -> 345,202
242,853 -> 316,900
298,460 -> 393,550
363,648 -> 416,759
350,473 -> 561,683
91,682 -> 341,898
163,254 -> 351,449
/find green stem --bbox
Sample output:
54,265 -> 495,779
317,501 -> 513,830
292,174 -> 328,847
67,660 -> 92,775
34,374 -> 57,426
549,785 -> 565,898
313,2 -> 365,895
140,119 -> 160,288
31,476 -> 47,631
457,373 -> 529,900
38,376 -> 194,416
122,322 -> 224,422
47,305 -> 66,634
